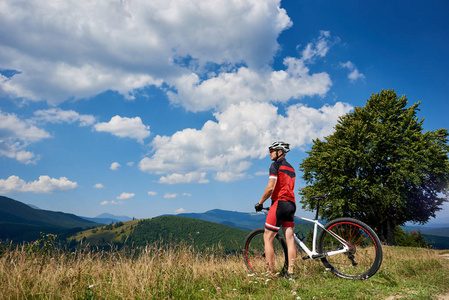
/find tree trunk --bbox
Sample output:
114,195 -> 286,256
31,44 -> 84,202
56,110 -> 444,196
378,218 -> 396,245
385,219 -> 396,245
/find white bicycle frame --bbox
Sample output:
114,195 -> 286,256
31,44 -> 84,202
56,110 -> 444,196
293,216 -> 350,260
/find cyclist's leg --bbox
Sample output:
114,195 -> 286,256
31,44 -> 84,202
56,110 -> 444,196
263,229 -> 277,273
281,201 -> 296,275
282,226 -> 296,274
265,202 -> 281,273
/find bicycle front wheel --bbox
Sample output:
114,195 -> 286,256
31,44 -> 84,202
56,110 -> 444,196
318,218 -> 383,280
244,228 -> 288,275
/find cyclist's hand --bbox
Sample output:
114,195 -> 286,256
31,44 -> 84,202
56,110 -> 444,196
254,202 -> 263,212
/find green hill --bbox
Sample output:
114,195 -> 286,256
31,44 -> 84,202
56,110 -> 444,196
70,216 -> 250,252
0,195 -> 100,242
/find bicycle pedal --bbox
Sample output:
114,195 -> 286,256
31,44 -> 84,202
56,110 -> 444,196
302,255 -> 310,260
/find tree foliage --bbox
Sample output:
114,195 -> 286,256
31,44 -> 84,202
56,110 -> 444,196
394,227 -> 430,248
299,89 -> 449,244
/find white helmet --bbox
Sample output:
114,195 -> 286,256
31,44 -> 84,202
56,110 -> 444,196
268,141 -> 290,153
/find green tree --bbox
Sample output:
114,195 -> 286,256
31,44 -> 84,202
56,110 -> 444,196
299,89 -> 449,245
394,227 -> 430,248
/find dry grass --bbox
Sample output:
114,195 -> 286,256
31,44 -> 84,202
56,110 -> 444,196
1,242 -> 448,299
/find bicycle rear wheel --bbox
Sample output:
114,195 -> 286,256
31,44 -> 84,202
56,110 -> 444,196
318,218 -> 383,280
244,228 -> 288,275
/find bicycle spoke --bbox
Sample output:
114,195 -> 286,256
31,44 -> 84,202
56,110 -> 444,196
318,218 -> 382,280
244,228 -> 288,275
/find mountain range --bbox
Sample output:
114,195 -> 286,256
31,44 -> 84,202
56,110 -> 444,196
80,213 -> 133,224
170,209 -> 266,231
1,195 -> 449,249
0,195 -> 99,241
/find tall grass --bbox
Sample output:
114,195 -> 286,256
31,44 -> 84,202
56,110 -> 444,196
1,242 -> 448,299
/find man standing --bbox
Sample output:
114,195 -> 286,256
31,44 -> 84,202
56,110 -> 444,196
255,141 -> 296,278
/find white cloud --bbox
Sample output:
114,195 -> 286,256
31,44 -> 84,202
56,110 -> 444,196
0,175 -> 77,194
0,0 -> 291,104
214,172 -> 246,182
340,61 -> 365,82
101,200 -> 125,205
301,31 -> 332,62
110,162 -> 121,170
34,108 -> 96,126
147,191 -> 157,196
117,192 -> 135,200
94,116 -> 150,144
158,172 -> 210,184
182,193 -> 192,197
139,101 -> 353,183
0,110 -> 51,164
167,32 -> 334,113
0,1 -> 357,187
93,183 -> 104,189
164,193 -> 178,199
175,208 -> 186,214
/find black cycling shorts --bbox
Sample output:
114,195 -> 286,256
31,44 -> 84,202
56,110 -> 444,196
265,200 -> 296,232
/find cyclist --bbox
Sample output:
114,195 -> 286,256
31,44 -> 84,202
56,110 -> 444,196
255,141 -> 296,278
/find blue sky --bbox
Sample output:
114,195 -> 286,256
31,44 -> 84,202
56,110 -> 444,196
1,0 -> 448,221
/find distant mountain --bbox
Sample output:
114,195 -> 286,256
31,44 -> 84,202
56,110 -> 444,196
80,213 -> 132,224
174,209 -> 266,231
422,234 -> 449,250
403,225 -> 449,238
96,213 -> 133,222
0,195 -> 100,242
26,203 -> 41,210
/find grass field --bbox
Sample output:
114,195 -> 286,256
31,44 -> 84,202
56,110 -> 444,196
1,241 -> 448,299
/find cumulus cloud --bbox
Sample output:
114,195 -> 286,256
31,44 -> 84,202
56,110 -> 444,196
117,192 -> 135,200
101,200 -> 125,205
167,34 -> 333,112
175,208 -> 186,214
34,108 -> 96,126
110,162 -> 121,170
158,172 -> 209,184
147,191 -> 157,196
139,101 -> 353,183
164,193 -> 178,199
93,183 -> 104,189
340,61 -> 365,82
94,116 -> 150,144
0,0 -> 291,104
0,175 -> 77,194
301,31 -> 332,62
0,0 -> 355,186
0,110 -> 51,164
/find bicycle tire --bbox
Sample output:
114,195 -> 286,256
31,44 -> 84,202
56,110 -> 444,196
317,218 -> 383,280
244,228 -> 288,275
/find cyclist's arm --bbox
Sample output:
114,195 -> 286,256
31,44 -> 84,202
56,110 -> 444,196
258,177 -> 277,206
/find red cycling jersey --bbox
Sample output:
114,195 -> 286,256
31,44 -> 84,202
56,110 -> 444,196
265,157 -> 296,232
269,158 -> 296,203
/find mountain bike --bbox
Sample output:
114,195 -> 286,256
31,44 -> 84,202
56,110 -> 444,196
243,193 -> 383,280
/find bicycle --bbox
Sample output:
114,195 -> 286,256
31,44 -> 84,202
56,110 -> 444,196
243,193 -> 383,280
